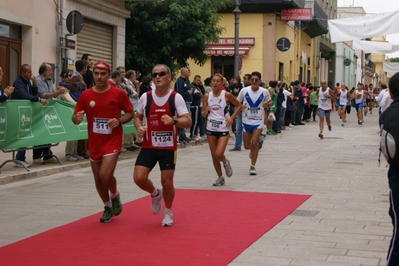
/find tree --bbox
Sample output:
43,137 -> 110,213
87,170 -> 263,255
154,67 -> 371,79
390,57 -> 399,63
125,0 -> 232,78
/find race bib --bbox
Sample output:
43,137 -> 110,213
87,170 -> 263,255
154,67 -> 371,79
209,119 -> 223,130
247,107 -> 262,120
93,118 -> 112,134
151,131 -> 173,147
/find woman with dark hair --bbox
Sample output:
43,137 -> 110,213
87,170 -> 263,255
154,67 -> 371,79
139,75 -> 152,98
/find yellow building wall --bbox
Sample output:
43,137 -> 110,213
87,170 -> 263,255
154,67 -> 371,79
186,13 -> 316,85
187,13 -> 265,82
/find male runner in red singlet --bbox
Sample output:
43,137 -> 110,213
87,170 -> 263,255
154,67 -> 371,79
73,61 -> 134,223
133,64 -> 192,227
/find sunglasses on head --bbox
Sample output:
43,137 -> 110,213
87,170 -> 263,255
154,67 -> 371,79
152,71 -> 167,78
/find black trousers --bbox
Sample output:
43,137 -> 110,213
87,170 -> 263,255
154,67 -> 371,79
387,166 -> 399,265
33,145 -> 52,160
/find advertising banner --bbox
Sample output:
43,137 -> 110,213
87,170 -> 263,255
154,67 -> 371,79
0,100 -> 136,150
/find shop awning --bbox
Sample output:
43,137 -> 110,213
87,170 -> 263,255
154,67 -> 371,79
204,46 -> 250,56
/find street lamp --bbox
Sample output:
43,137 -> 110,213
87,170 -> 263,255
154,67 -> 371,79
233,0 -> 241,77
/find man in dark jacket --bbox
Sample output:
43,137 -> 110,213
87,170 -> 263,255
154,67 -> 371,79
174,67 -> 192,144
11,64 -> 47,168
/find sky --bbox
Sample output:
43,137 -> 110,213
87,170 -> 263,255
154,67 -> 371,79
337,0 -> 399,58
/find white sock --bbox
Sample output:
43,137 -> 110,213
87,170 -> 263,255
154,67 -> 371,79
110,191 -> 119,198
104,201 -> 111,208
164,207 -> 172,213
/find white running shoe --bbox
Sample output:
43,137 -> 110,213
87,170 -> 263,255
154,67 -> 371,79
213,176 -> 225,186
223,159 -> 233,177
151,188 -> 162,214
14,160 -> 31,168
249,166 -> 257,175
162,209 -> 173,227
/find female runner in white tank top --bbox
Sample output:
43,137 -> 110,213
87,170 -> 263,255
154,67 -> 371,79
202,73 -> 242,186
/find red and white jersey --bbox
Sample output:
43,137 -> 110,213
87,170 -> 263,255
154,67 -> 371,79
137,90 -> 188,150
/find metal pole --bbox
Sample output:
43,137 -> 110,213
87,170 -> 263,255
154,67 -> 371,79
233,1 -> 241,77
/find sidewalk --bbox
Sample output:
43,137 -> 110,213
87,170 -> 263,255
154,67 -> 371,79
0,142 -> 139,185
0,110 -> 392,265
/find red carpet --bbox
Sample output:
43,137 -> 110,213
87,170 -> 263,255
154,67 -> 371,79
0,189 -> 310,265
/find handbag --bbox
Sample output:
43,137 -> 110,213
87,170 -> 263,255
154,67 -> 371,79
268,111 -> 276,122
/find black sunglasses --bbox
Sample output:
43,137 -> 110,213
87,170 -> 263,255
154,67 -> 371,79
152,71 -> 167,78
63,74 -> 71,78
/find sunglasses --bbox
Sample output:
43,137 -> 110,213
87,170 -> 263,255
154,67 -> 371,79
251,78 -> 259,82
152,71 -> 167,78
63,74 -> 71,78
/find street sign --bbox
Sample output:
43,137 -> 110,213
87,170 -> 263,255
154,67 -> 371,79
60,37 -> 76,50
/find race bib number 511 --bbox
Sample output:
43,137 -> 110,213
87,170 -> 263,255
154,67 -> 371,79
93,118 -> 112,134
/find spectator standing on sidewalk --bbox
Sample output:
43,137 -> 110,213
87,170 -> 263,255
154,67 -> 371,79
203,73 -> 241,186
230,73 -> 251,151
384,72 -> 399,266
0,66 -> 14,102
11,64 -> 47,168
33,63 -> 68,165
133,64 -> 191,227
72,61 -> 134,223
174,67 -> 192,144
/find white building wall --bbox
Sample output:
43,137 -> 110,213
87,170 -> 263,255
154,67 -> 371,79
0,0 -> 129,83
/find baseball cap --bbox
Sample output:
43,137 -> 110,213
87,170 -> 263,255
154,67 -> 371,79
93,61 -> 111,72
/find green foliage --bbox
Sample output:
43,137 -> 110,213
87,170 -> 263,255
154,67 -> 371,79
390,57 -> 399,63
125,0 -> 231,78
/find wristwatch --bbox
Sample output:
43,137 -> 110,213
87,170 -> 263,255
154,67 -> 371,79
172,116 -> 178,124
118,119 -> 123,126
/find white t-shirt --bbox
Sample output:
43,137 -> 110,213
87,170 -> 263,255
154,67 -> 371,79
318,87 -> 332,110
282,89 -> 291,108
237,86 -> 271,126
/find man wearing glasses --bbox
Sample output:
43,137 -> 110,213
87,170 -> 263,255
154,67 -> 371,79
133,64 -> 191,227
237,71 -> 272,175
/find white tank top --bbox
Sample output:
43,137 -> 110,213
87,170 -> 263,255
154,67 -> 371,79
355,90 -> 364,104
206,90 -> 230,132
339,90 -> 348,106
318,87 -> 332,110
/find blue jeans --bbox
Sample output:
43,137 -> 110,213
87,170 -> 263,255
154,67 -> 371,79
16,150 -> 26,161
234,112 -> 243,149
178,102 -> 191,140
279,107 -> 286,130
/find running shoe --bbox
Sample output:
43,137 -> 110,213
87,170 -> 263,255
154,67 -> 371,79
111,193 -> 122,216
341,122 -> 344,127
151,188 -> 162,214
258,134 -> 266,150
328,125 -> 332,131
318,133 -> 324,139
162,209 -> 174,227
249,166 -> 257,175
100,206 -> 113,223
229,147 -> 241,151
213,176 -> 225,186
224,159 -> 233,177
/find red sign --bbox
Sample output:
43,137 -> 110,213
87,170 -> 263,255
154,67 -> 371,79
208,38 -> 255,46
280,8 -> 312,21
204,46 -> 249,57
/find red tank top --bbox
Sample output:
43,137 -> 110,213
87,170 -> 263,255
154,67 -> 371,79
141,91 -> 177,150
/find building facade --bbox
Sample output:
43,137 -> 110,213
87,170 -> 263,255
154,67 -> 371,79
0,0 -> 129,88
188,0 -> 333,86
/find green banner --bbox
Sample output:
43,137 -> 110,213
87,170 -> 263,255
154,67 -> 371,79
0,100 -> 136,150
